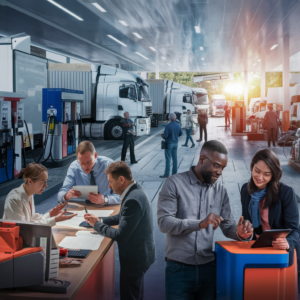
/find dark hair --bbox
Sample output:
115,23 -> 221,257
105,161 -> 133,181
200,140 -> 228,155
18,163 -> 48,183
248,149 -> 282,208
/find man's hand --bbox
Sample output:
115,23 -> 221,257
84,213 -> 99,227
199,213 -> 224,230
88,192 -> 105,205
272,238 -> 289,250
49,202 -> 67,217
65,189 -> 82,201
237,216 -> 253,239
55,211 -> 77,222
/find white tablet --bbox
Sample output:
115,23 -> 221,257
73,185 -> 98,200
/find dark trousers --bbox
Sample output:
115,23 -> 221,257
199,122 -> 207,142
165,261 -> 216,300
225,113 -> 230,126
267,127 -> 276,146
120,270 -> 144,300
121,135 -> 136,162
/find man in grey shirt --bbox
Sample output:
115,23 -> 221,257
157,140 -> 253,300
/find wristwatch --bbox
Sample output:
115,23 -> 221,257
104,196 -> 109,204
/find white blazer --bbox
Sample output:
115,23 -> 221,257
2,184 -> 56,226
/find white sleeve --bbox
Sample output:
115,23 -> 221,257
31,212 -> 56,226
4,197 -> 28,222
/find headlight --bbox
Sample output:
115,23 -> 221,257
139,119 -> 146,124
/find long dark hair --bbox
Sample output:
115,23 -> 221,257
248,149 -> 282,208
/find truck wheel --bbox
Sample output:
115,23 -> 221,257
108,122 -> 123,140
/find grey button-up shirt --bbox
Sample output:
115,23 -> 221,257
157,167 -> 239,265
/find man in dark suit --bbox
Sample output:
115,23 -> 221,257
84,161 -> 156,300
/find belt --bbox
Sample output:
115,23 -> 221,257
165,257 -> 195,266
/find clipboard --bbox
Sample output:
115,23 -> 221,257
251,229 -> 291,248
73,185 -> 98,200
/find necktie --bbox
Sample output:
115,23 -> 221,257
90,170 -> 96,186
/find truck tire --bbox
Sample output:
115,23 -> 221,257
108,122 -> 124,140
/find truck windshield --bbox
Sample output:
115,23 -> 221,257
194,93 -> 209,105
138,85 -> 151,102
212,99 -> 226,108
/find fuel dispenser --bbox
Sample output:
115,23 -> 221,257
42,89 -> 83,162
0,92 -> 26,183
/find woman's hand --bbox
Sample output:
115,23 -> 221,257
272,238 -> 289,250
49,202 -> 67,217
55,211 -> 77,222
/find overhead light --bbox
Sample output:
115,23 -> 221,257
119,20 -> 128,26
258,59 -> 261,62
151,62 -> 156,65
167,63 -> 171,66
149,47 -> 157,52
107,35 -> 127,47
47,0 -> 83,20
200,46 -> 204,50
133,32 -> 143,39
194,26 -> 201,34
135,52 -> 148,60
203,63 -> 206,65
161,56 -> 166,60
253,63 -> 257,66
270,44 -> 278,50
201,58 -> 204,60
174,68 -> 178,71
92,3 -> 106,12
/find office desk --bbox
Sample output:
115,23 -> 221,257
0,203 -> 120,300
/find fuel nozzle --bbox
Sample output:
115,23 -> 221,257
47,106 -> 57,117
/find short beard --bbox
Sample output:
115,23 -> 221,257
201,170 -> 215,185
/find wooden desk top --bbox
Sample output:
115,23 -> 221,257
0,202 -> 120,300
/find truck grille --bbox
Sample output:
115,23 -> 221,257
145,106 -> 152,116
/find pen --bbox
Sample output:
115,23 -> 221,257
84,200 -> 88,214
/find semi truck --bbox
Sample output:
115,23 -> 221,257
48,64 -> 152,140
147,79 -> 197,127
192,88 -> 210,115
211,94 -> 226,117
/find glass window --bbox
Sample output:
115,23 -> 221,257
194,93 -> 209,105
119,84 -> 136,99
139,85 -> 151,101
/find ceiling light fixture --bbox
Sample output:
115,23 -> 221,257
194,26 -> 201,34
174,68 -> 178,71
270,44 -> 278,50
107,35 -> 127,47
200,46 -> 204,50
151,62 -> 156,65
133,32 -> 143,39
149,47 -> 157,52
167,63 -> 171,66
161,56 -> 166,60
92,2 -> 106,12
201,58 -> 204,60
135,52 -> 148,60
203,63 -> 206,65
258,59 -> 261,62
47,0 -> 83,20
119,20 -> 128,26
253,63 -> 257,66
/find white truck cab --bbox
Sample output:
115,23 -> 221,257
92,65 -> 152,139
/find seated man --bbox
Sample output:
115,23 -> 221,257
58,141 -> 120,205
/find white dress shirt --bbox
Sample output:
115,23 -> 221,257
2,184 -> 56,226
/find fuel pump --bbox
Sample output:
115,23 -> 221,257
42,89 -> 83,162
0,92 -> 26,183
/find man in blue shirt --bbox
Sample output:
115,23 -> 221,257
160,113 -> 183,178
58,141 -> 120,204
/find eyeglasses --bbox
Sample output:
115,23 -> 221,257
203,155 -> 226,171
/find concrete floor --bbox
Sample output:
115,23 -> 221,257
30,117 -> 300,299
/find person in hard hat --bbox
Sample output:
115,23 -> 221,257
3,162 -> 77,225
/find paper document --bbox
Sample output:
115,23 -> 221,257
58,236 -> 103,250
56,217 -> 84,230
75,230 -> 105,239
68,210 -> 114,218
73,185 -> 98,200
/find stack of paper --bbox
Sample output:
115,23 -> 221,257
57,210 -> 114,229
58,231 -> 105,250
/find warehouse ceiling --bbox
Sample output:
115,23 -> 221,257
1,0 -> 300,72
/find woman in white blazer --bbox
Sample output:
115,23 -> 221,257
3,163 -> 77,225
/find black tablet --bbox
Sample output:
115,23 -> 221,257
251,229 -> 292,248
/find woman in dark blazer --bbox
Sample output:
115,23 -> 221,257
241,149 -> 300,288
